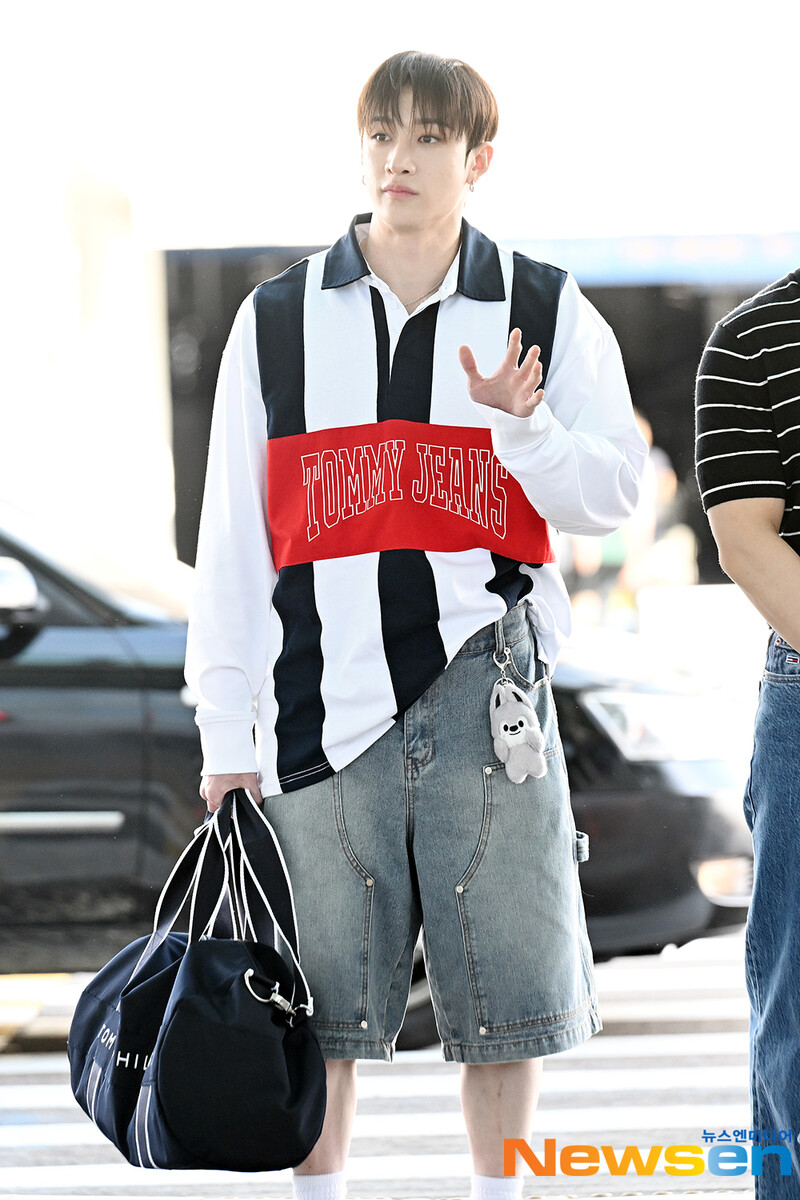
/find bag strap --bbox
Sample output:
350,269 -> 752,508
228,789 -> 301,954
227,790 -> 314,1014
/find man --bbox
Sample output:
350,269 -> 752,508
186,50 -> 646,1200
695,267 -> 800,1198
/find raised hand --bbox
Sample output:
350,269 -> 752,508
458,328 -> 544,417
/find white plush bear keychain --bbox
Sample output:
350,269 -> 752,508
490,647 -> 547,783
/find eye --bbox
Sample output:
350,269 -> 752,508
371,132 -> 390,142
419,134 -> 439,144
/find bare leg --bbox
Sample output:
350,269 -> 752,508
294,1059 -> 358,1175
461,1059 -> 543,1176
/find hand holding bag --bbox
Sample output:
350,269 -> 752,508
67,789 -> 327,1172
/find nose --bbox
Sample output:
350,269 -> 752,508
386,136 -> 415,175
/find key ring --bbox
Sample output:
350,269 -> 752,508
492,646 -> 512,683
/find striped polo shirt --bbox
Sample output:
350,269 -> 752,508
186,215 -> 646,794
695,269 -> 800,553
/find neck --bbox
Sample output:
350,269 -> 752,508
361,213 -> 462,311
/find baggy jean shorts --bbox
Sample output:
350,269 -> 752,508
262,604 -> 601,1063
744,630 -> 800,1196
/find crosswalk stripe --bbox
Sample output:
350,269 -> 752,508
0,1102 -> 752,1147
595,996 -> 749,1021
379,1030 -> 750,1061
0,1083 -> 73,1109
0,1052 -> 67,1075
0,1061 -> 750,1110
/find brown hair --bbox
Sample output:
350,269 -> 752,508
357,51 -> 498,155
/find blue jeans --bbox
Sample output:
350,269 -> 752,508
744,630 -> 800,1197
261,604 -> 599,1063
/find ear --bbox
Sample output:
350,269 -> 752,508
494,692 -> 502,708
468,141 -> 493,183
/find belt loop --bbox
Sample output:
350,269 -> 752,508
494,614 -> 506,656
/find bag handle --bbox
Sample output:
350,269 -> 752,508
124,808 -> 230,986
123,791 -> 315,1015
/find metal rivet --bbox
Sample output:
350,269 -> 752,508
479,1026 -> 487,1035
365,877 -> 374,887
484,766 -> 492,775
360,1020 -> 368,1029
456,884 -> 464,894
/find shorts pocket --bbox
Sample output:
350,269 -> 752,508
453,760 -> 591,1033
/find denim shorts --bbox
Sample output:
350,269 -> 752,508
261,603 -> 600,1063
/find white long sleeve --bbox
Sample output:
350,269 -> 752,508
184,297 -> 276,776
477,274 -> 648,535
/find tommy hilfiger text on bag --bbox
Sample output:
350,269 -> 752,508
67,789 -> 327,1171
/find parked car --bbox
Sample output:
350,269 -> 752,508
0,505 -> 753,1046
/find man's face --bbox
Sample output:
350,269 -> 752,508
361,88 -> 489,234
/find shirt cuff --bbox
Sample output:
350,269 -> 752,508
196,717 -> 259,777
474,399 -> 554,454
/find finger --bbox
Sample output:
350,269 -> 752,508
524,387 -> 545,411
517,343 -> 542,384
520,360 -> 543,396
504,327 -> 524,367
458,344 -> 483,384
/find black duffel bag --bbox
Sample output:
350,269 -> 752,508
68,789 -> 326,1171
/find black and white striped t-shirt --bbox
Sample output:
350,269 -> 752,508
695,269 -> 800,553
186,215 -> 646,794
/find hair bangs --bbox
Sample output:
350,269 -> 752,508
357,51 -> 498,153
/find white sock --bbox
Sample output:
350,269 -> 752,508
470,1173 -> 524,1200
292,1170 -> 347,1200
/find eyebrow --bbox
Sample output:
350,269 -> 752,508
369,114 -> 452,130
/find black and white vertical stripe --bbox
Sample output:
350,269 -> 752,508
255,260 -> 333,790
695,269 -> 800,551
370,291 -> 449,716
252,218 -> 566,792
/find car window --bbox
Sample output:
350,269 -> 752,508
0,545 -> 109,629
25,569 -> 100,626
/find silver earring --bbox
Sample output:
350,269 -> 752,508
469,181 -> 475,192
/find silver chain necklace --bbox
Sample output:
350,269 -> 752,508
364,252 -> 446,312
405,275 -> 447,310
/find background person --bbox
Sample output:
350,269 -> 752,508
186,50 -> 646,1200
695,266 -> 800,1199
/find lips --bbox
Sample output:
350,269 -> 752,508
382,186 -> 417,196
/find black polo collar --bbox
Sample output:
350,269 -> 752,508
321,212 -> 506,302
